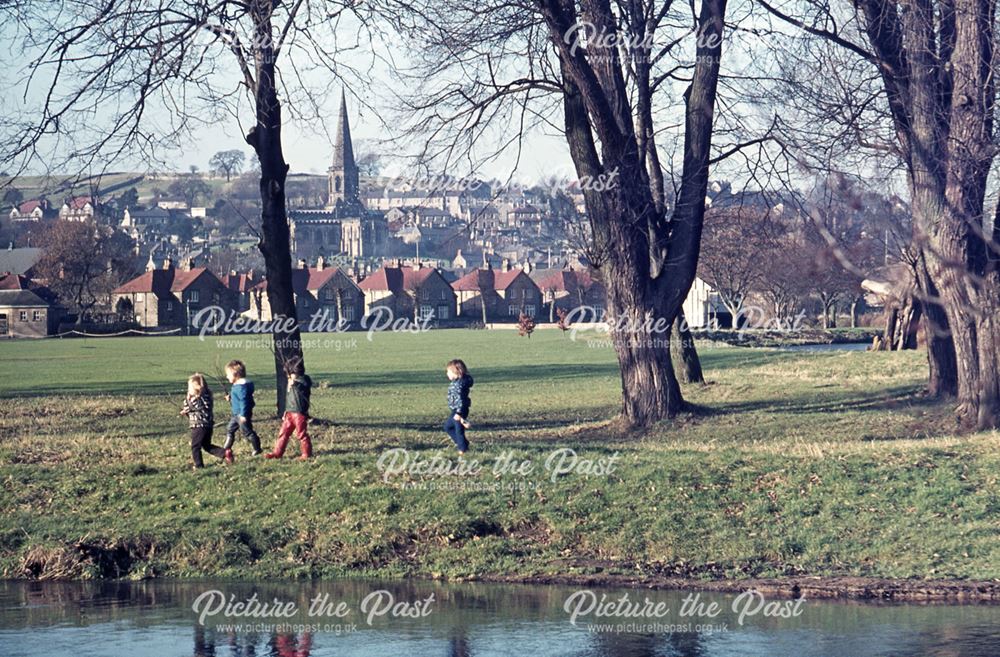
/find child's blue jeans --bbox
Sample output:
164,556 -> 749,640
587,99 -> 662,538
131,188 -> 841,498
224,413 -> 262,454
444,415 -> 469,452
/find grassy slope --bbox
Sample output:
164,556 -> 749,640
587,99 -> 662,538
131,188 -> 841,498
1,173 -> 232,205
0,330 -> 998,582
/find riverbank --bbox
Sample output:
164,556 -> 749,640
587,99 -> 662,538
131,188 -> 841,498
1,331 -> 997,597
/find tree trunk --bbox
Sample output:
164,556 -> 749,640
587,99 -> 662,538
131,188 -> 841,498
247,1 -> 304,417
881,306 -> 898,350
896,298 -> 919,350
850,298 -> 859,328
672,311 -> 705,384
607,279 -> 683,425
542,0 -> 725,428
913,257 -> 958,397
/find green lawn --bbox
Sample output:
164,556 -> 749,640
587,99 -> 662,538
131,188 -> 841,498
0,329 -> 998,582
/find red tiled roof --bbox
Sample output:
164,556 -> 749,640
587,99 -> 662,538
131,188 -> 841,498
358,266 -> 439,292
401,267 -> 437,291
451,268 -> 491,292
534,269 -> 599,294
17,200 -> 42,214
252,267 -> 349,296
221,272 -> 256,293
113,267 -> 217,295
66,196 -> 94,209
451,268 -> 524,292
493,269 -> 523,290
0,272 -> 57,303
0,273 -> 31,290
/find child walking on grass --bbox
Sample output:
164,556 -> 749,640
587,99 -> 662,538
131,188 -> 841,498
265,358 -> 313,460
444,359 -> 474,455
181,373 -> 230,469
223,359 -> 263,459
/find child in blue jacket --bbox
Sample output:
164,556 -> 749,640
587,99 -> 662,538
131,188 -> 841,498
223,359 -> 263,458
444,359 -> 474,454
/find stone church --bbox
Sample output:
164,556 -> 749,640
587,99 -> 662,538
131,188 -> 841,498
289,92 -> 387,261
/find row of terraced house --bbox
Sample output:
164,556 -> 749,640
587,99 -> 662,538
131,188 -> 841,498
109,256 -> 612,332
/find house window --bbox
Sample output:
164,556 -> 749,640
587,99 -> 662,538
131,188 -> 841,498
421,289 -> 430,301
437,305 -> 450,320
32,310 -> 41,322
325,288 -> 335,301
19,311 -> 28,321
189,290 -> 200,303
508,306 -> 518,317
343,305 -> 355,321
525,305 -> 535,317
420,304 -> 434,320
167,301 -> 174,312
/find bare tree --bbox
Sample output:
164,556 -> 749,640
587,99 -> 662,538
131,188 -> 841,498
210,150 -> 247,182
36,220 -> 138,323
761,0 -> 1000,428
698,206 -> 781,320
2,0 -> 378,414
167,174 -> 212,207
391,0 -> 729,427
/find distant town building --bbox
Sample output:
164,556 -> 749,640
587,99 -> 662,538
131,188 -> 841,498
531,268 -> 607,322
121,206 -> 172,231
112,257 -> 236,330
451,262 -> 542,321
0,273 -> 60,337
8,200 -> 53,222
220,269 -> 259,313
59,196 -> 97,221
289,92 -> 388,261
682,277 -> 729,329
249,257 -> 363,325
357,262 -> 456,321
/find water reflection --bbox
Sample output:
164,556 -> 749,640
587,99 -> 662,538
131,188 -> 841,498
0,580 -> 998,657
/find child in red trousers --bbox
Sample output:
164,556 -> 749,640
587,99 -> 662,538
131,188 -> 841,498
265,357 -> 313,460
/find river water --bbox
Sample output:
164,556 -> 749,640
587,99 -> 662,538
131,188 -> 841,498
0,580 -> 997,656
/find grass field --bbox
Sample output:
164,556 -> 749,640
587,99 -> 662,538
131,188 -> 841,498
1,329 -> 998,583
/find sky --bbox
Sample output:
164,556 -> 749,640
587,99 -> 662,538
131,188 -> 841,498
0,6 -> 578,186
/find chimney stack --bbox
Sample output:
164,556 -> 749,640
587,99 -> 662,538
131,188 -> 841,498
298,258 -> 307,269
317,256 -> 326,271
163,256 -> 174,270
501,258 -> 510,272
183,257 -> 195,271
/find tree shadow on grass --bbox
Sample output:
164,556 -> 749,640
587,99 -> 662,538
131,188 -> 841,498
696,383 -> 932,417
2,362 -> 623,399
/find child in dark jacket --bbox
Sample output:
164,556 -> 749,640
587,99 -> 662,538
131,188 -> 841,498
444,359 -> 474,454
223,359 -> 263,457
265,357 -> 314,460
181,373 -> 229,469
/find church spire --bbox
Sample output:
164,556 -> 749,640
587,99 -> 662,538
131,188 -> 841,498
328,89 -> 359,210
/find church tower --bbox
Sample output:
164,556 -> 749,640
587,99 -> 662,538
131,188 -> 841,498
327,90 -> 360,210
